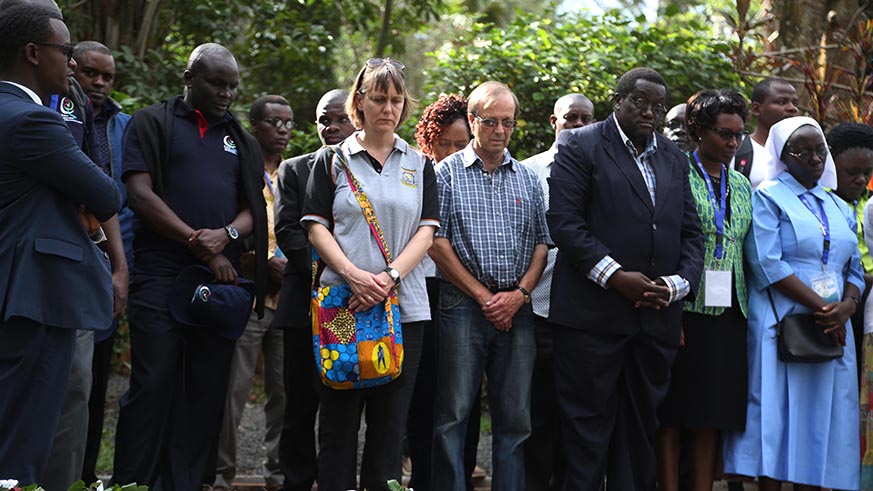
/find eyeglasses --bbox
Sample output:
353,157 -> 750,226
35,42 -> 74,62
365,58 -> 405,71
473,112 -> 517,129
317,115 -> 351,126
260,117 -> 295,130
626,96 -> 667,116
706,127 -> 745,143
788,146 -> 828,162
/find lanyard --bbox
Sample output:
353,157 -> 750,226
798,194 -> 830,269
264,169 -> 276,195
693,151 -> 727,260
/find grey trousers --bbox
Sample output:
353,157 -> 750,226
214,309 -> 285,488
40,329 -> 94,491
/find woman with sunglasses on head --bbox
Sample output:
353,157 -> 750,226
300,58 -> 439,491
655,89 -> 752,491
723,116 -> 862,491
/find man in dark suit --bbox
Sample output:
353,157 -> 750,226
0,5 -> 121,483
547,67 -> 704,491
273,88 -> 354,491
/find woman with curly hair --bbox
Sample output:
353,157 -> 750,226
406,94 -> 476,491
415,93 -> 472,163
656,89 -> 752,491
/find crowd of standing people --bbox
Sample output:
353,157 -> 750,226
4,2 -> 873,491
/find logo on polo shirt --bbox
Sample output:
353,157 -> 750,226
60,97 -> 75,116
223,135 -> 238,155
400,168 -> 417,188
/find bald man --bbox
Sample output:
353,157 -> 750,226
520,93 -> 595,490
273,88 -> 355,490
111,43 -> 268,490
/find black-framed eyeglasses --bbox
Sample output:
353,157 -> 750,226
626,96 -> 667,116
706,126 -> 745,143
34,42 -> 74,62
473,112 -> 517,129
365,57 -> 405,71
317,115 -> 352,127
788,146 -> 828,162
259,117 -> 295,130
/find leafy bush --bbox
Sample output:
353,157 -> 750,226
422,8 -> 745,159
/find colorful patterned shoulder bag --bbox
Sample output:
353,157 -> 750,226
311,147 -> 403,389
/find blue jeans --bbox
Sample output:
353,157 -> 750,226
431,281 -> 536,491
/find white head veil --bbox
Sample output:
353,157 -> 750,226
763,116 -> 837,189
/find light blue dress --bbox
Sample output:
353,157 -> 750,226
723,172 -> 863,490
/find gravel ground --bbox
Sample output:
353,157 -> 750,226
102,374 -> 494,479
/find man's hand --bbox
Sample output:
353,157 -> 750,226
207,254 -> 237,284
79,205 -> 101,236
188,228 -> 230,260
267,256 -> 287,293
607,270 -> 670,309
481,290 -> 525,331
112,268 -> 129,319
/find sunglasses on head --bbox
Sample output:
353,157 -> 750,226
365,58 -> 405,71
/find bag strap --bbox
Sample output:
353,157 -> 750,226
330,146 -> 393,265
767,288 -> 781,324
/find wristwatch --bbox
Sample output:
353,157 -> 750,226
224,225 -> 239,241
517,286 -> 531,304
384,267 -> 401,285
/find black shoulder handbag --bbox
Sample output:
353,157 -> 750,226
767,289 -> 843,363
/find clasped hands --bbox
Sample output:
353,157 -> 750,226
814,300 -> 855,346
187,228 -> 236,283
344,267 -> 395,313
481,290 -> 525,332
608,270 -> 671,310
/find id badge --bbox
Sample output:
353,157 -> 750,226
810,271 -> 840,303
704,270 -> 732,307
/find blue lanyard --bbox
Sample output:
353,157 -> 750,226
798,194 -> 830,268
264,170 -> 275,195
692,151 -> 727,260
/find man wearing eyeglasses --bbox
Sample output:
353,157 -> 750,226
112,43 -> 268,490
519,92 -> 594,491
430,81 -> 550,490
210,94 -> 294,491
273,88 -> 355,491
0,4 -> 121,483
547,67 -> 704,491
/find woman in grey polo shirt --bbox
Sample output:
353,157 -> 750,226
301,58 -> 439,491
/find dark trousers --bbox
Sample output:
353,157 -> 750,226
0,317 -> 76,484
316,322 -> 424,491
525,315 -> 565,491
112,302 -> 236,491
407,278 -> 481,491
82,328 -> 116,483
553,325 -> 677,491
278,327 -> 320,491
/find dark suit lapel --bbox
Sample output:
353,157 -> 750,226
652,142 -> 674,219
602,116 -> 655,213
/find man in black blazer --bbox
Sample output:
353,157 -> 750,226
547,68 -> 704,491
0,5 -> 121,483
273,88 -> 354,490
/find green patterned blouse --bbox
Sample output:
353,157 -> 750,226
684,154 -> 752,317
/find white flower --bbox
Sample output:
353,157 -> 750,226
96,480 -> 104,491
0,479 -> 19,490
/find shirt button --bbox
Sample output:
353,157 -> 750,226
652,223 -> 658,230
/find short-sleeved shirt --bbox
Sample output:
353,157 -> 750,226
122,99 -> 242,278
302,132 -> 439,323
434,142 -> 551,289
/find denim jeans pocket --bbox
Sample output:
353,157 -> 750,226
438,282 -> 467,311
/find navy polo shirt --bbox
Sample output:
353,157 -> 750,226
122,99 -> 242,277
